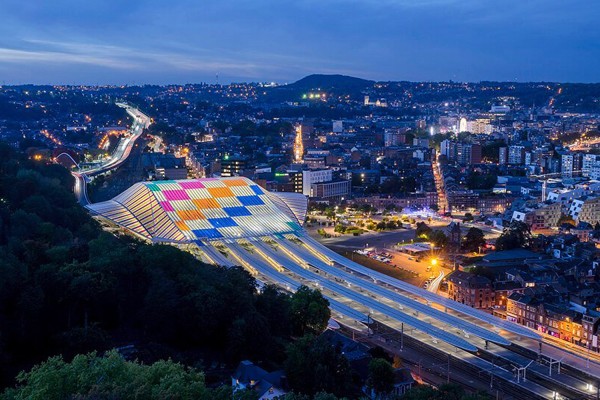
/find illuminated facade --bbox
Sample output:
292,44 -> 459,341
87,177 -> 307,243
293,124 -> 304,162
85,178 -> 539,352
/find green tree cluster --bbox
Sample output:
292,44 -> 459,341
415,222 -> 432,238
289,286 -> 331,336
462,227 -> 486,253
284,335 -> 358,397
357,203 -> 378,214
366,358 -> 396,397
376,220 -> 401,231
0,143 -> 330,389
495,221 -> 532,251
413,222 -> 448,248
1,350 -> 240,400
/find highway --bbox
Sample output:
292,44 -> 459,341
71,103 -> 150,205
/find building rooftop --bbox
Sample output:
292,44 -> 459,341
447,270 -> 491,289
482,249 -> 540,262
86,177 -> 307,242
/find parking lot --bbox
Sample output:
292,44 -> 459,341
308,224 -> 453,292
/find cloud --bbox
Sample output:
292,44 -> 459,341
0,47 -> 138,69
0,38 -> 366,82
0,0 -> 597,83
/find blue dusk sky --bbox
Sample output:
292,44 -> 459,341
0,0 -> 598,84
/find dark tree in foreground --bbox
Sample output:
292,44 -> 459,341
0,350 -> 243,400
289,286 -> 331,336
366,358 -> 396,397
495,221 -> 531,251
0,143 -> 329,389
429,230 -> 449,249
284,335 -> 356,397
463,227 -> 486,253
415,222 -> 432,239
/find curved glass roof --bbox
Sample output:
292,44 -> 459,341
86,177 -> 532,352
297,234 -> 541,341
87,178 -> 303,242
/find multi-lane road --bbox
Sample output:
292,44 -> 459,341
71,103 -> 150,205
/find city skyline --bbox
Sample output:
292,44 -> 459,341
1,0 -> 599,85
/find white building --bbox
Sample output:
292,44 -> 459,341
302,169 -> 333,196
384,130 -> 403,147
569,196 -> 600,225
591,164 -> 600,180
569,198 -> 586,220
561,153 -> 582,177
440,139 -> 454,158
499,147 -> 508,164
583,154 -> 600,178
467,118 -> 492,134
547,187 -> 592,206
413,149 -> 427,162
459,117 -> 468,133
508,146 -> 525,165
512,211 -> 527,223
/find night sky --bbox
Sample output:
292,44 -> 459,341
1,0 -> 598,84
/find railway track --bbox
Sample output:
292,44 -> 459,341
353,321 -> 549,400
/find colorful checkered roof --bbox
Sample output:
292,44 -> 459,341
87,177 -> 303,242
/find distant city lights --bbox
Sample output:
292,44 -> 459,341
302,93 -> 326,100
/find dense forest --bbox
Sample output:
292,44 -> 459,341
0,143 -> 341,397
0,143 -> 493,399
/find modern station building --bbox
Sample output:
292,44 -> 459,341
86,177 -> 539,352
87,177 -> 307,250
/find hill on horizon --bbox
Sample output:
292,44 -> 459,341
263,73 -> 374,102
286,74 -> 374,90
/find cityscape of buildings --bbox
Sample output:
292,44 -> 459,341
2,76 -> 600,399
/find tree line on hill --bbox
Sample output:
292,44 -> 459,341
0,143 -> 345,397
0,142 -> 493,399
